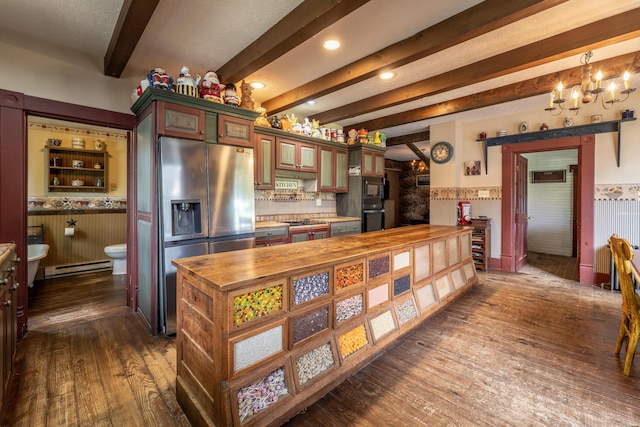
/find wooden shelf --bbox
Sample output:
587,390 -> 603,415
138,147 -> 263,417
477,118 -> 635,173
471,218 -> 491,272
46,146 -> 108,193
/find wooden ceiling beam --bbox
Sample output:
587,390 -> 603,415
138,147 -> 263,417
312,8 -> 640,125
103,0 -> 159,78
386,131 -> 430,147
261,0 -> 566,115
216,0 -> 370,84
406,143 -> 431,166
349,51 -> 640,131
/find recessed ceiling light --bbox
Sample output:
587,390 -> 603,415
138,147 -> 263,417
250,82 -> 265,89
306,100 -> 316,106
380,72 -> 395,80
323,40 -> 341,50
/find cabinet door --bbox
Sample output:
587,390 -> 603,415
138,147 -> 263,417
298,143 -> 317,172
276,139 -> 297,170
334,149 -> 348,192
218,115 -> 254,148
255,134 -> 275,189
157,102 -> 205,140
362,150 -> 375,175
318,147 -> 334,192
312,229 -> 329,240
290,230 -> 310,243
374,153 -> 385,176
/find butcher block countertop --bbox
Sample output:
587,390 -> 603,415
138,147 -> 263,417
173,224 -> 466,292
256,216 -> 361,228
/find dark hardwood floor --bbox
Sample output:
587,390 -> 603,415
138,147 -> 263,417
4,257 -> 639,426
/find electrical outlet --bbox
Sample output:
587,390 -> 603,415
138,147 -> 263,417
478,190 -> 490,198
110,183 -> 117,191
316,198 -> 322,206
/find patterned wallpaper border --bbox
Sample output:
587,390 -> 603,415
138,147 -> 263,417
594,184 -> 640,201
28,196 -> 127,211
29,121 -> 128,140
430,187 -> 502,201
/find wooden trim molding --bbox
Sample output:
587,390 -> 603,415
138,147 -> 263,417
500,135 -> 595,283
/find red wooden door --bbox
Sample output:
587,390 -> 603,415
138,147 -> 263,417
515,154 -> 528,270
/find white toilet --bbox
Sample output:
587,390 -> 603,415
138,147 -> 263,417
104,243 -> 127,275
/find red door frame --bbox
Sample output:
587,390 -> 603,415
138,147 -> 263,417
501,135 -> 595,284
0,89 -> 135,338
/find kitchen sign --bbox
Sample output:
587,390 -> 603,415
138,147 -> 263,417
275,179 -> 298,191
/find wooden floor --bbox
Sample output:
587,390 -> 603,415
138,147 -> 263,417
5,257 -> 640,426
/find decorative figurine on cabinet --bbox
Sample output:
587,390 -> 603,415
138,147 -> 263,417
270,115 -> 282,129
347,128 -> 358,144
357,128 -> 369,144
254,107 -> 271,127
175,66 -> 200,97
280,114 -> 292,132
223,83 -> 240,106
311,119 -> 321,138
147,68 -> 173,91
199,70 -> 224,103
239,80 -> 255,110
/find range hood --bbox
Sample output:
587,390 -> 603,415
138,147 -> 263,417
275,169 -> 317,180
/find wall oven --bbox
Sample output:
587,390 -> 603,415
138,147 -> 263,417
363,177 -> 385,232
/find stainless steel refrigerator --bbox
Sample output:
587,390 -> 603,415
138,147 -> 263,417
158,137 -> 255,335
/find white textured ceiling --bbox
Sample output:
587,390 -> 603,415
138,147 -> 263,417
2,0 -> 639,161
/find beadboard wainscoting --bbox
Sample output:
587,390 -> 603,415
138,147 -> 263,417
27,212 -> 126,279
594,197 -> 640,278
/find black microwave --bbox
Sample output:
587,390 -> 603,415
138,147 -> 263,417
363,177 -> 384,200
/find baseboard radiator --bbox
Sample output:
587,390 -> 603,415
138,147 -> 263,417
45,259 -> 113,278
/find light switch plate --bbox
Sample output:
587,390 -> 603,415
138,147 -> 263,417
316,198 -> 322,206
478,190 -> 490,198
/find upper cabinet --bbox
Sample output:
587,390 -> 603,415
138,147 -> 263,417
362,148 -> 385,177
318,146 -> 348,193
218,115 -> 254,148
157,102 -> 205,140
254,133 -> 275,190
349,144 -> 387,177
276,138 -> 317,172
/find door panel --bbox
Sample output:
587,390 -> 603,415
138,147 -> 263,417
515,154 -> 528,270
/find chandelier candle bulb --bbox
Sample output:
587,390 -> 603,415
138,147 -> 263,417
610,82 -> 616,101
549,92 -> 555,108
624,71 -> 630,90
595,70 -> 602,89
557,82 -> 563,100
572,89 -> 579,108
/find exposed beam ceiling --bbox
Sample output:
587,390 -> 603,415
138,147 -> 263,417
312,7 -> 640,125
350,51 -> 640,131
386,131 -> 431,147
406,143 -> 431,167
103,0 -> 159,78
216,0 -> 371,84
261,0 -> 568,115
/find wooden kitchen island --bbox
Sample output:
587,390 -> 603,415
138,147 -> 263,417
172,224 -> 477,427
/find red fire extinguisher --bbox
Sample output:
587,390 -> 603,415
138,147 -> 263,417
457,201 -> 471,225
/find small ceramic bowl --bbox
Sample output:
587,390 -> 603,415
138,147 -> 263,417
47,138 -> 62,146
71,180 -> 84,187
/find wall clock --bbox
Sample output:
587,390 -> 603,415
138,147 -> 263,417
430,141 -> 454,164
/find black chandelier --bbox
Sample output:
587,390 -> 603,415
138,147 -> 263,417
545,51 -> 636,116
